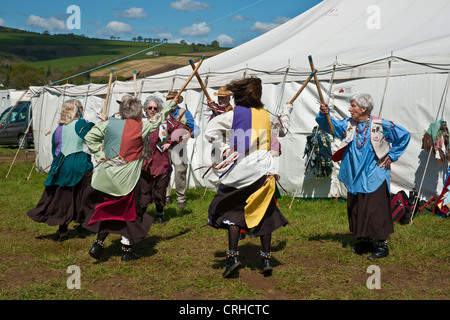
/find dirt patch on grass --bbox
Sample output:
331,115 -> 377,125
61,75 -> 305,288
0,149 -> 35,162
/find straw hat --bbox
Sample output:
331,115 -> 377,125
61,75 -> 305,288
214,87 -> 232,97
116,94 -> 133,104
164,91 -> 183,103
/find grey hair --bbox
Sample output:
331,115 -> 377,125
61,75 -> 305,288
350,93 -> 374,114
120,98 -> 143,120
143,95 -> 164,110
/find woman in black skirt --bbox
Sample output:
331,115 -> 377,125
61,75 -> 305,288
27,99 -> 94,241
204,77 -> 288,277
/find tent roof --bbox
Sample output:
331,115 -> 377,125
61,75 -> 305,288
146,0 -> 450,87
31,0 -> 450,96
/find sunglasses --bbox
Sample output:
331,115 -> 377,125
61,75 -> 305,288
147,107 -> 159,111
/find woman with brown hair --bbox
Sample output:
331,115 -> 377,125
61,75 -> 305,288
27,99 -> 95,241
204,77 -> 288,278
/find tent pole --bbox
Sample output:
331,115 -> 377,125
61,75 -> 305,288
378,56 -> 393,117
274,65 -> 290,116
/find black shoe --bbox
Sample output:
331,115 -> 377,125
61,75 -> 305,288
239,231 -> 246,241
222,251 -> 242,278
350,239 -> 374,255
75,225 -> 95,238
367,242 -> 389,260
155,214 -> 167,225
121,246 -> 142,262
259,252 -> 273,276
56,230 -> 69,242
89,239 -> 104,260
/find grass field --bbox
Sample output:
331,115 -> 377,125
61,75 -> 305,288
0,31 -> 228,73
0,147 -> 449,304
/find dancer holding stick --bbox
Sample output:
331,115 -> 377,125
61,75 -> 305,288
27,100 -> 95,241
83,64 -> 201,261
316,93 -> 410,259
204,77 -> 288,278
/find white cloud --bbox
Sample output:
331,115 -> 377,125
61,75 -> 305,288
251,16 -> 291,33
217,34 -> 234,46
26,15 -> 66,31
171,0 -> 212,12
106,21 -> 134,33
231,15 -> 249,22
97,21 -> 135,37
179,22 -> 210,37
158,32 -> 173,40
115,7 -> 148,19
0,18 -> 5,27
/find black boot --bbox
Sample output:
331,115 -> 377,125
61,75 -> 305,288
350,238 -> 374,255
121,245 -> 142,262
367,240 -> 389,260
56,225 -> 69,242
89,239 -> 105,260
155,212 -> 167,225
259,251 -> 273,276
56,230 -> 69,242
222,250 -> 242,278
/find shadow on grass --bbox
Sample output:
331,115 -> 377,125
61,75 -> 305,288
308,232 -> 355,249
211,239 -> 287,277
92,227 -> 192,263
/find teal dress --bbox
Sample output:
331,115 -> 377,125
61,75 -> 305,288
27,119 -> 95,227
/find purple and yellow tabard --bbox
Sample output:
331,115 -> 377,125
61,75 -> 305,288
230,105 -> 271,154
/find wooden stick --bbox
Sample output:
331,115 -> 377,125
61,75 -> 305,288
133,70 -> 137,98
189,56 -> 212,101
103,68 -> 114,115
174,57 -> 205,101
288,71 -> 315,105
308,55 -> 335,135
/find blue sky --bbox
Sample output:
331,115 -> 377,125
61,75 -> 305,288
0,0 -> 323,47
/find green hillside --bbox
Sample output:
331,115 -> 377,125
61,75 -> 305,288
0,27 -> 229,89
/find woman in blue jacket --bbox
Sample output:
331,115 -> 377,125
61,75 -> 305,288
316,93 -> 410,259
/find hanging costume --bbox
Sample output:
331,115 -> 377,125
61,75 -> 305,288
27,119 -> 95,237
303,126 -> 333,178
421,119 -> 449,166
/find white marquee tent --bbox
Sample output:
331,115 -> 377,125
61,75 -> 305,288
28,0 -> 450,200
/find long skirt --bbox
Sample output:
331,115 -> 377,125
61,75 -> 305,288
27,171 -> 93,227
347,180 -> 394,240
208,175 -> 288,236
140,170 -> 170,209
81,180 -> 152,245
